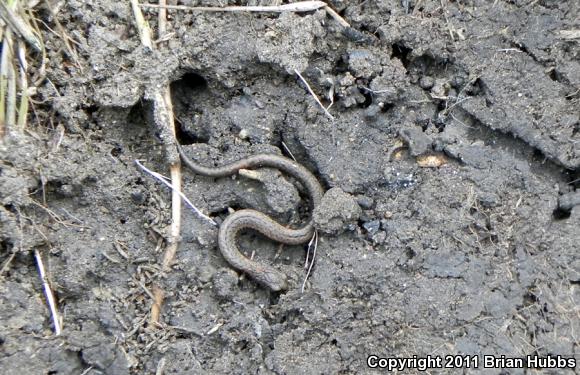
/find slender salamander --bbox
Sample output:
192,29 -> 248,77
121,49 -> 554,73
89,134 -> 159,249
177,144 -> 324,291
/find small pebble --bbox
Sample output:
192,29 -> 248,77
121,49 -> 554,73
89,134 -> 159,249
356,195 -> 374,210
131,191 -> 145,204
419,76 -> 435,90
363,220 -> 380,234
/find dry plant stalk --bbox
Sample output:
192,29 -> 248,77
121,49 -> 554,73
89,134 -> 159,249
34,249 -> 62,335
16,40 -> 28,130
43,0 -> 81,70
140,0 -> 327,13
130,0 -> 153,49
132,0 -> 184,326
0,1 -> 41,52
301,230 -> 318,293
294,69 -> 334,120
161,94 -> 183,273
139,0 -> 351,27
135,160 -> 215,225
0,0 -> 41,136
0,28 -> 16,134
0,29 -> 11,137
150,286 -> 164,324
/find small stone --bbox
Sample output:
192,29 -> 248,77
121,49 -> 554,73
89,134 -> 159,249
339,72 -> 355,87
431,79 -> 450,98
419,76 -> 435,89
130,191 -> 145,204
451,75 -> 466,88
477,192 -> 500,208
57,184 -> 76,197
363,220 -> 380,234
356,195 -> 374,210
380,219 -> 390,231
239,129 -> 249,140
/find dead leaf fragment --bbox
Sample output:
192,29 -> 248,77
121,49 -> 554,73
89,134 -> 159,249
416,153 -> 447,168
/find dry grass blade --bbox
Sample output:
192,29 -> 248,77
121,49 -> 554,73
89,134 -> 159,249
131,0 -> 153,48
134,160 -> 215,226
34,249 -> 62,335
42,1 -> 80,70
140,0 -> 327,13
301,230 -> 318,293
26,7 -> 46,86
1,29 -> 17,131
16,39 -> 28,130
294,69 -> 334,120
139,1 -> 350,28
0,1 -> 41,52
131,1 -> 186,325
0,30 -> 10,136
150,286 -> 164,327
157,0 -> 168,37
322,5 -> 349,28
0,249 -> 17,275
0,0 -> 44,137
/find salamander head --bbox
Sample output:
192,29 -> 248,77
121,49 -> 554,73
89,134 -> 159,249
255,269 -> 288,292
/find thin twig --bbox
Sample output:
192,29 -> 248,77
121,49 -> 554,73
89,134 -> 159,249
294,69 -> 334,120
0,249 -> 16,275
301,230 -> 318,293
1,29 -> 16,132
150,285 -> 164,325
0,30 -> 9,137
133,0 -> 185,326
140,1 -> 350,28
161,164 -> 182,260
322,5 -> 350,28
101,251 -> 121,264
43,0 -> 81,70
140,1 -> 327,13
16,39 -> 28,129
159,87 -> 184,271
157,0 -> 167,38
6,31 -> 17,130
34,249 -> 62,335
134,160 -> 216,226
114,241 -> 130,259
281,141 -> 297,162
131,0 -> 153,49
134,277 -> 156,300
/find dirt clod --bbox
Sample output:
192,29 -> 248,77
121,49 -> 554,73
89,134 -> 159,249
314,187 -> 362,234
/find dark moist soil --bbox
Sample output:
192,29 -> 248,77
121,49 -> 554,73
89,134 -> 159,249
1,1 -> 579,374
